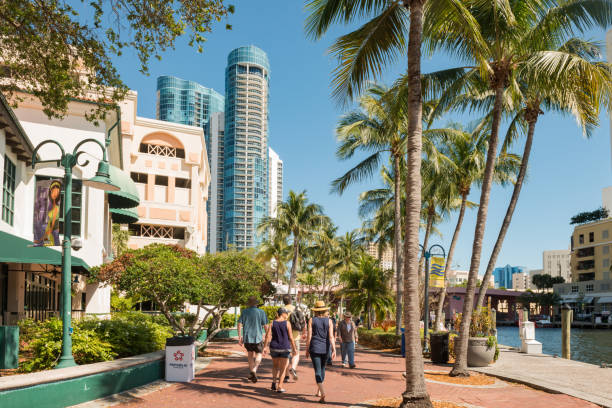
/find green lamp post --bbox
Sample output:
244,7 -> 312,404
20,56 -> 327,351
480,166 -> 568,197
31,138 -> 119,369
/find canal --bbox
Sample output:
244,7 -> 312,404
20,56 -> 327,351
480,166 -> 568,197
496,326 -> 612,366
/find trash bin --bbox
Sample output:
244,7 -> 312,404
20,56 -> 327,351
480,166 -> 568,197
0,326 -> 18,369
430,332 -> 449,364
165,336 -> 195,382
400,328 -> 405,357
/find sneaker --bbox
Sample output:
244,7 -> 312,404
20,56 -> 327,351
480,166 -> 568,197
271,382 -> 277,391
277,388 -> 286,393
250,371 -> 258,383
285,375 -> 290,382
289,367 -> 298,380
349,364 -> 356,369
342,363 -> 347,368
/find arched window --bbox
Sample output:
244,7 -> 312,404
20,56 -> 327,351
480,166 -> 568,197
139,133 -> 185,158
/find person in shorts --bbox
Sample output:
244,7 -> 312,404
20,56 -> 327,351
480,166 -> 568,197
238,296 -> 269,383
263,307 -> 297,393
283,294 -> 305,381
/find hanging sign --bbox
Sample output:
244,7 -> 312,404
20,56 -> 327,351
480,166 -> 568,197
429,256 -> 446,288
33,179 -> 62,247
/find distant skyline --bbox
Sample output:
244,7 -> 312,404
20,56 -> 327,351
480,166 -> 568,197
107,1 -> 612,273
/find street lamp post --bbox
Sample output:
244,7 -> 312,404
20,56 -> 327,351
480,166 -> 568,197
420,243 -> 446,353
31,139 -> 118,369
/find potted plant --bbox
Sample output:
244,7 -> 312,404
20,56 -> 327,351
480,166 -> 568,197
454,307 -> 499,367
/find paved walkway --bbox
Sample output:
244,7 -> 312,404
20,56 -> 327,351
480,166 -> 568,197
474,347 -> 612,408
94,342 -> 597,408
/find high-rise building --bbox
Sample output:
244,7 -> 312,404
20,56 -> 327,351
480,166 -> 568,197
512,272 -> 530,291
366,242 -> 394,272
206,112 -> 225,253
223,46 -> 270,250
156,75 -> 224,253
543,250 -> 571,282
607,29 -> 612,167
156,76 -> 224,128
268,148 -> 283,218
493,265 -> 527,289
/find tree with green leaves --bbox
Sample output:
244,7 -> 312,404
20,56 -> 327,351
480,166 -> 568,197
309,223 -> 340,300
422,0 -> 612,377
92,244 -> 272,346
111,223 -> 130,258
257,235 -> 291,283
258,191 -> 328,297
340,255 -> 394,330
0,0 -> 233,121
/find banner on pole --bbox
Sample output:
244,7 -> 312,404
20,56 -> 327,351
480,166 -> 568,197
429,256 -> 445,288
33,179 -> 62,247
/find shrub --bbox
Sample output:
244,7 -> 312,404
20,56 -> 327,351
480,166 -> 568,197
448,333 -> 458,360
260,306 -> 279,323
357,328 -> 400,350
453,307 -> 494,337
19,318 -> 115,373
204,313 -> 239,330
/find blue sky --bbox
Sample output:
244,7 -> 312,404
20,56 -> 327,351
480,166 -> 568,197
111,1 -> 611,274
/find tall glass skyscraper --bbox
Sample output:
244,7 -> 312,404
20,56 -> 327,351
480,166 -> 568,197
156,76 -> 225,253
224,46 -> 270,250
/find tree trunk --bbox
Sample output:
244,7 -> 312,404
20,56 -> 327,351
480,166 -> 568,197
450,82 -> 506,377
476,112 -> 538,308
434,194 -> 467,330
401,0 -> 433,406
288,237 -> 300,299
394,153 -> 404,336
367,298 -> 372,330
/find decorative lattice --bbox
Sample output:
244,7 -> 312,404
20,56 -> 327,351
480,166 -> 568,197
141,224 -> 173,238
147,144 -> 177,158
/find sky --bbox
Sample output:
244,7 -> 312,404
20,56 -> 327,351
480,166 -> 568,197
108,1 -> 612,275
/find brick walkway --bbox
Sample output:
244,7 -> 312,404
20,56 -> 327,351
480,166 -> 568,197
115,341 -> 597,408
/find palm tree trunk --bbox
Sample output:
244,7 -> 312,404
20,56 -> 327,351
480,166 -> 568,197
476,112 -> 538,309
288,238 -> 300,299
434,194 -> 467,331
401,1 -> 432,406
394,154 -> 404,336
450,82 -> 506,377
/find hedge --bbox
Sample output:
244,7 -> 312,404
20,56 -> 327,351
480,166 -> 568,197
357,328 -> 401,350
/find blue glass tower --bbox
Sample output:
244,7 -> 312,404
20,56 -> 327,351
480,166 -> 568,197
493,265 -> 527,289
223,46 -> 270,250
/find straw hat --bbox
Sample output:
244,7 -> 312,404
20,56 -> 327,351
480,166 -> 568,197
311,300 -> 329,312
343,311 -> 352,318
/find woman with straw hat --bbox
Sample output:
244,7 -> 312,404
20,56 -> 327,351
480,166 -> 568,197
305,300 -> 336,403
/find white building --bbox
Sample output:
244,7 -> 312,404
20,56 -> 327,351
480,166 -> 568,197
1,93 -> 132,323
543,249 -> 571,282
448,270 -> 468,286
512,272 -> 530,291
207,112 -> 225,253
268,147 -> 283,218
119,92 -> 211,254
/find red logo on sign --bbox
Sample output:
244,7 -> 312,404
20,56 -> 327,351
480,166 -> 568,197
173,350 -> 184,361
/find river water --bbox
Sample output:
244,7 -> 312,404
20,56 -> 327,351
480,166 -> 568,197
496,326 -> 612,366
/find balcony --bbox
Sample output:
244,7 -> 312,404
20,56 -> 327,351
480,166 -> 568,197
577,247 -> 595,258
577,260 -> 595,270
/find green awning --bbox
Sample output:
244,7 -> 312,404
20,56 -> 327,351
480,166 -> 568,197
107,165 -> 140,209
0,231 -> 90,274
110,208 -> 139,224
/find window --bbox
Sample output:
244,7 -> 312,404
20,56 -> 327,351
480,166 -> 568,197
589,232 -> 594,243
139,143 -> 185,159
130,172 -> 148,184
604,246 -> 610,255
2,155 -> 16,225
128,224 -> 185,240
155,175 -> 168,186
175,178 -> 191,189
36,176 -> 82,237
604,259 -> 610,269
572,285 -> 579,293
604,230 -> 610,240
579,234 -> 584,244
586,284 -> 594,292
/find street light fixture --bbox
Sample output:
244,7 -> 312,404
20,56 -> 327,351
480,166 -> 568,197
420,243 -> 446,353
31,138 -> 118,369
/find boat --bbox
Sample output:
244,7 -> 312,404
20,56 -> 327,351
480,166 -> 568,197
535,319 -> 554,328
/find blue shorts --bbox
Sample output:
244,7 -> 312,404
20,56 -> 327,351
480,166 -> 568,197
270,350 -> 291,359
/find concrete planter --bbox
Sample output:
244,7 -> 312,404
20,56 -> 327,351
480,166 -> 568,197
467,337 -> 495,367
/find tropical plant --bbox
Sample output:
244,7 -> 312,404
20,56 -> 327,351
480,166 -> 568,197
570,207 -> 610,225
257,235 -> 291,282
310,223 -> 340,299
111,223 -> 130,258
423,0 -> 612,377
340,255 -> 394,330
258,190 -> 328,297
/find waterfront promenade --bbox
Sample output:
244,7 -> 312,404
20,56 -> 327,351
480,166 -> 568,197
474,347 -> 612,407
76,341 -> 598,408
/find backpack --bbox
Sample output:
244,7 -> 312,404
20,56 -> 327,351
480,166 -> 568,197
289,307 -> 305,332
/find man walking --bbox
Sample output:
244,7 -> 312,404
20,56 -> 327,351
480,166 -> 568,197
282,294 -> 305,381
238,296 -> 269,382
337,311 -> 358,368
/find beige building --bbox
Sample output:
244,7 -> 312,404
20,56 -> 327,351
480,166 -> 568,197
512,272 -> 530,291
570,217 -> 612,282
543,250 -> 571,282
119,92 -> 211,254
366,242 -> 394,271
448,269 -> 468,286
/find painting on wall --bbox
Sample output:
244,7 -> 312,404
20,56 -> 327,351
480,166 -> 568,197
33,179 -> 62,247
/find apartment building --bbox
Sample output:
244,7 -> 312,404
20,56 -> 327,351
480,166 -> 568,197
570,217 -> 612,282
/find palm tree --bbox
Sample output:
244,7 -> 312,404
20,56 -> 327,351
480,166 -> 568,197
424,0 -> 612,377
335,230 -> 365,274
257,235 -> 291,283
258,191 -> 327,297
306,1 -> 483,405
340,255 -> 394,330
310,223 -> 340,299
475,38 -> 612,309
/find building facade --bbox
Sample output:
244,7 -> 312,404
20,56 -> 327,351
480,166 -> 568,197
366,242 -> 394,272
223,46 -> 270,250
570,217 -> 612,282
543,249 -> 571,282
512,272 -> 530,291
120,92 -> 211,254
493,264 -> 527,289
448,270 -> 468,286
206,112 -> 225,253
607,29 -> 612,167
268,147 -> 283,218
